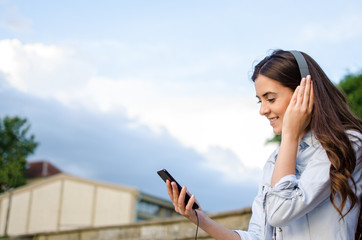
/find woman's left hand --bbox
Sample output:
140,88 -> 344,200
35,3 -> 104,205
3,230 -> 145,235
282,75 -> 314,140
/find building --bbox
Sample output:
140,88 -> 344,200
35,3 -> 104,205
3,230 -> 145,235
0,161 -> 177,237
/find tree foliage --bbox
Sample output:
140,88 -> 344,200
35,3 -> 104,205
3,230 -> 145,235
265,134 -> 281,145
338,71 -> 362,119
0,116 -> 38,192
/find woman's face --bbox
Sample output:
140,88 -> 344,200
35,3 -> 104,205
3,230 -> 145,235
254,74 -> 294,134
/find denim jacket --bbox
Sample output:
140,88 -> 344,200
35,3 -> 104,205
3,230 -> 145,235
235,131 -> 362,240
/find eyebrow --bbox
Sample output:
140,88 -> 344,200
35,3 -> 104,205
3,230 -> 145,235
256,91 -> 277,99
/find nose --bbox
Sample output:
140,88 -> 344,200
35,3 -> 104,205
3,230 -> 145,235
259,101 -> 270,116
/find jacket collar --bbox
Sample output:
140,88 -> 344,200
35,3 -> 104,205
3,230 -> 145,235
272,131 -> 315,163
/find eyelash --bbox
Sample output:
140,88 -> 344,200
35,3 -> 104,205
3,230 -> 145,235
257,98 -> 275,104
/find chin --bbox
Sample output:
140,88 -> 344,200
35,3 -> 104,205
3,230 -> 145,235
273,129 -> 282,135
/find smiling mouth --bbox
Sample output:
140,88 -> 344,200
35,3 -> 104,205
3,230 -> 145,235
269,117 -> 278,124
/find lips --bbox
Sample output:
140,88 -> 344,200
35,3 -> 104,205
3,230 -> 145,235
269,117 -> 278,126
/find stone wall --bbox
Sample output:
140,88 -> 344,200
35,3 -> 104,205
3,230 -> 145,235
6,208 -> 251,240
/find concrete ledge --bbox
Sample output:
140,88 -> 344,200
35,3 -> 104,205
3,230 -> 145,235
6,208 -> 252,240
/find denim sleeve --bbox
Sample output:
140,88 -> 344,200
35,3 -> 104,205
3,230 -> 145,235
263,152 -> 331,227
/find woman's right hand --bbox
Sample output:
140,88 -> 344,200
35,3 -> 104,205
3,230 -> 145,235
166,180 -> 241,240
166,179 -> 202,224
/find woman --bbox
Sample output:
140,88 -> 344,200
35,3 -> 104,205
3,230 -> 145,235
166,50 -> 362,239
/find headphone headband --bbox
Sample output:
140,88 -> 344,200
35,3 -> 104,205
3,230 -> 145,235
289,50 -> 310,78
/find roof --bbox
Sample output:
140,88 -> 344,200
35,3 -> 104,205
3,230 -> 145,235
25,160 -> 62,178
0,172 -> 140,199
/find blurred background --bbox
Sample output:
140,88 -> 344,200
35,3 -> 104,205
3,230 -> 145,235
0,0 -> 361,215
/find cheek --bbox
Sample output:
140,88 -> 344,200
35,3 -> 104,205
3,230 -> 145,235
283,95 -> 293,111
277,99 -> 292,117
281,104 -> 289,115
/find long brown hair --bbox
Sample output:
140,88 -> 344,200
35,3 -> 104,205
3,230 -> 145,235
251,49 -> 362,221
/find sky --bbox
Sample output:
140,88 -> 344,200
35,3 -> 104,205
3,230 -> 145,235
0,0 -> 361,213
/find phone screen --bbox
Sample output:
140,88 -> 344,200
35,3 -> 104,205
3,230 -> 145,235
157,169 -> 199,209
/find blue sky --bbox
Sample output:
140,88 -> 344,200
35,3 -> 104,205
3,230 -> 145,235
0,0 -> 362,213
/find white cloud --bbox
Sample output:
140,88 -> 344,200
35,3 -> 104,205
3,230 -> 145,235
0,39 -> 276,180
62,75 -> 276,175
0,39 -> 94,97
203,146 -> 262,183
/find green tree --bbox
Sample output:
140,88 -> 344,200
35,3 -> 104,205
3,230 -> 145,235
338,71 -> 362,119
265,134 -> 281,145
0,116 -> 38,192
266,71 -> 362,145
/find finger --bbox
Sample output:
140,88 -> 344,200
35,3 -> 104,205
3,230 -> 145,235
166,180 -> 173,200
171,182 -> 180,204
178,186 -> 187,210
185,194 -> 196,212
290,86 -> 300,106
302,76 -> 312,108
297,78 -> 306,105
308,77 -> 314,113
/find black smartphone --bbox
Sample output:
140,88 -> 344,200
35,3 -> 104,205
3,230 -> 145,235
157,169 -> 199,209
